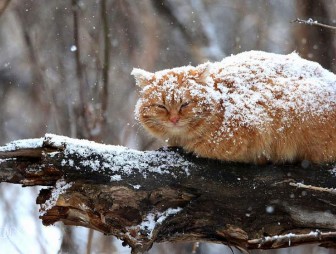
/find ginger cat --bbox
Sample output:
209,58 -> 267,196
132,51 -> 336,164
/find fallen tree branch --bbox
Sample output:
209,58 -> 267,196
0,134 -> 336,253
291,18 -> 336,30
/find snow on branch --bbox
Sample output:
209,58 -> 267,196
0,134 -> 336,253
291,18 -> 336,30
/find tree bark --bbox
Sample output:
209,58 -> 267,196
0,134 -> 336,253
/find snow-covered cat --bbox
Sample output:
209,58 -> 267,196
132,51 -> 336,164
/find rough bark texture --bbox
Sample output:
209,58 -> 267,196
0,134 -> 336,253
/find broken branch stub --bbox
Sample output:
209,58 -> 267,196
0,134 -> 336,253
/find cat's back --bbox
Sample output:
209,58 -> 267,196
205,51 -> 336,128
217,50 -> 334,81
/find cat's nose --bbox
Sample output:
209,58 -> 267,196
169,116 -> 180,124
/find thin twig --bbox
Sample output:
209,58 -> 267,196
291,18 -> 336,30
248,231 -> 336,248
290,182 -> 336,194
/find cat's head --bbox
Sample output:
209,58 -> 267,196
132,64 -> 221,141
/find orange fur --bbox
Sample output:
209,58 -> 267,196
132,51 -> 336,164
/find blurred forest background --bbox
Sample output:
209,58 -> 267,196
0,0 -> 335,253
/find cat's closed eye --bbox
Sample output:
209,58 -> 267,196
154,104 -> 168,111
180,102 -> 190,109
180,102 -> 190,111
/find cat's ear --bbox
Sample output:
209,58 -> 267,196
194,63 -> 211,83
131,68 -> 155,88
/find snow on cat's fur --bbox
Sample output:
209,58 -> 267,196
132,51 -> 336,164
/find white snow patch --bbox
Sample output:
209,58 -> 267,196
131,68 -> 154,81
0,134 -> 193,183
127,207 -> 182,239
48,151 -> 60,157
110,175 -> 122,181
330,166 -> 336,176
40,179 -> 73,216
0,138 -> 43,152
0,158 -> 16,163
156,207 -> 182,224
49,134 -> 193,179
130,184 -> 141,189
308,230 -> 320,237
306,18 -> 318,25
